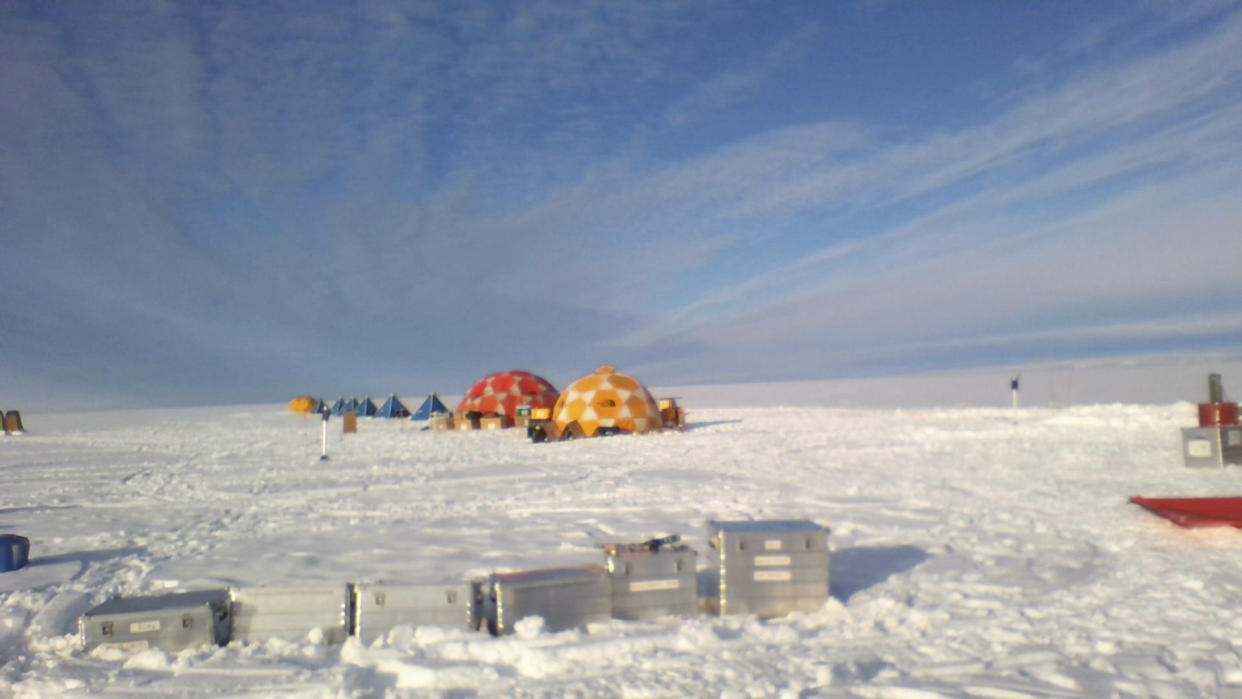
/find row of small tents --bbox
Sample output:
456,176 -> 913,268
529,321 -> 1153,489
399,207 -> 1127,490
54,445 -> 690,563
289,394 -> 449,420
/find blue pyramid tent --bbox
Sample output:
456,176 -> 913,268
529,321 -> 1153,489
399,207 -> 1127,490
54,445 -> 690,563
411,393 -> 451,420
346,397 -> 360,414
331,397 -> 347,416
378,394 -> 410,418
356,397 -> 378,417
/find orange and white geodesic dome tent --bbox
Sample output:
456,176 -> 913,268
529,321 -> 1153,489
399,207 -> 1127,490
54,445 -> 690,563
456,370 -> 559,421
552,366 -> 662,437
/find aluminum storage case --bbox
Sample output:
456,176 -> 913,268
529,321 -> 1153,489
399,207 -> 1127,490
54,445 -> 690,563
603,537 -> 698,621
487,566 -> 611,635
1182,426 -> 1242,468
229,585 -> 350,644
352,581 -> 479,644
479,416 -> 510,430
707,519 -> 830,618
79,589 -> 231,653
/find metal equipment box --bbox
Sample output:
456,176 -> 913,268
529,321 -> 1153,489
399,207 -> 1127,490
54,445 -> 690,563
229,585 -> 350,644
429,414 -> 454,431
603,538 -> 698,621
707,519 -> 830,618
1182,426 -> 1242,468
79,589 -> 231,653
480,416 -> 510,430
352,581 -> 479,645
487,566 -> 611,635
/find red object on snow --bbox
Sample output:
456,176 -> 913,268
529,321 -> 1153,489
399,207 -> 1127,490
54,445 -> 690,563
456,370 -> 559,421
1130,496 -> 1242,528
1198,402 -> 1239,427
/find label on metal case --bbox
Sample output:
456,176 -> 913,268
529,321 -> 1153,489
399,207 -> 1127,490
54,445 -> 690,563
754,570 -> 793,582
630,579 -> 681,592
753,555 -> 791,567
764,539 -> 782,551
1228,430 -> 1242,447
129,620 -> 161,634
1188,440 -> 1213,458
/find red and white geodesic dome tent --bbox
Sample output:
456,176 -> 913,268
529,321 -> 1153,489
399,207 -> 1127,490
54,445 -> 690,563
456,370 -> 559,421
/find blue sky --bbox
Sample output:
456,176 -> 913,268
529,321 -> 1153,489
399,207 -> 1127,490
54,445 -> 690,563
2,1 -> 1241,410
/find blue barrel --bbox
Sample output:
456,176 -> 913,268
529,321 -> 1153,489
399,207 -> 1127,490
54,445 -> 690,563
0,534 -> 30,573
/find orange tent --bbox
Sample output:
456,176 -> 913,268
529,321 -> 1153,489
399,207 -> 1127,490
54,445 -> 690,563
288,396 -> 319,415
551,366 -> 661,437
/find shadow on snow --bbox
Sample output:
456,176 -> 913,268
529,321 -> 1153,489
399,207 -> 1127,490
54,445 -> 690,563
685,419 -> 744,430
830,545 -> 931,602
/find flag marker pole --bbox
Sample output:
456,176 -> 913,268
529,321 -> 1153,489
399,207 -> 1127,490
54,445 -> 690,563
320,409 -> 330,461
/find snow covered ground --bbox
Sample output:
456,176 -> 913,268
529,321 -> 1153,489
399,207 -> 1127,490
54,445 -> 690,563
3,394 -> 1242,696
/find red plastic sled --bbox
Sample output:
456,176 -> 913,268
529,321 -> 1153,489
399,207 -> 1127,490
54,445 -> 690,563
1130,496 -> 1242,528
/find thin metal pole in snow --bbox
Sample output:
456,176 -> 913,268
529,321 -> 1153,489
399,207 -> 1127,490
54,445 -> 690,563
320,410 -> 330,461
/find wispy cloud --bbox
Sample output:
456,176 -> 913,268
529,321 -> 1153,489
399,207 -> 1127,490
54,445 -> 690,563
662,23 -> 822,129
606,9 -> 1242,377
2,2 -> 1240,408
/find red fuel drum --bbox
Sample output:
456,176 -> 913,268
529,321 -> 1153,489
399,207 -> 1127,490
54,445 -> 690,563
1199,402 -> 1240,427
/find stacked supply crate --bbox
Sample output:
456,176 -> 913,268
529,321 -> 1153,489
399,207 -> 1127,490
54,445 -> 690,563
603,536 -> 697,621
707,519 -> 830,618
80,589 -> 231,653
